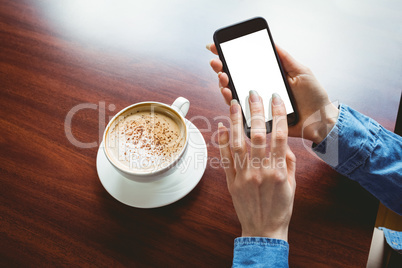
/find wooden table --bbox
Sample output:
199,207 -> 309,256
1,0 -> 401,267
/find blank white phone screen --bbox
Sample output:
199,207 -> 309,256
220,29 -> 294,127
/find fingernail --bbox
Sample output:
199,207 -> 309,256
218,72 -> 222,78
272,93 -> 282,106
218,122 -> 223,128
206,44 -> 211,51
249,90 -> 259,103
230,99 -> 239,114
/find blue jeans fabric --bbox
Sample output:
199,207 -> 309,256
232,104 -> 402,267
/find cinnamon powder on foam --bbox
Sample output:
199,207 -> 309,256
109,111 -> 185,171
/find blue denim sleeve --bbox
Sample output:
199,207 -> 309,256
378,227 -> 402,253
313,104 -> 402,215
233,237 -> 289,267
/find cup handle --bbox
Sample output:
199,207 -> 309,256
171,97 -> 190,117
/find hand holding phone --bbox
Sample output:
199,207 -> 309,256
213,17 -> 298,137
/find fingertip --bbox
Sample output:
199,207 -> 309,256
219,72 -> 229,87
271,93 -> 287,116
272,93 -> 282,106
210,44 -> 218,55
221,87 -> 232,105
275,46 -> 306,76
210,58 -> 223,73
248,90 -> 260,103
275,44 -> 286,56
230,99 -> 239,114
206,43 -> 218,55
209,58 -> 215,67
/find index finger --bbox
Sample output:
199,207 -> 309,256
230,99 -> 248,167
271,93 -> 288,161
249,91 -> 267,159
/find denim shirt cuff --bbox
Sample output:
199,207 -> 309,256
312,104 -> 402,214
378,227 -> 402,253
233,237 -> 289,267
312,104 -> 381,175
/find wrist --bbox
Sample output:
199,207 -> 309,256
309,104 -> 339,144
241,228 -> 289,242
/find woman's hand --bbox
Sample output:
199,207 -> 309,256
218,91 -> 296,241
208,44 -> 339,144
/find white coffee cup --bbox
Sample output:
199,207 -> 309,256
102,97 -> 190,183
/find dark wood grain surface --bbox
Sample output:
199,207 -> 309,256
1,0 -> 401,267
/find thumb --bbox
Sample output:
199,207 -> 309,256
275,45 -> 308,78
286,147 -> 296,188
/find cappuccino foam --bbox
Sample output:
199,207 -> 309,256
107,111 -> 185,172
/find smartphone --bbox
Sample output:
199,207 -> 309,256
213,17 -> 298,137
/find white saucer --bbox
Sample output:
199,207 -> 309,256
96,120 -> 208,208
